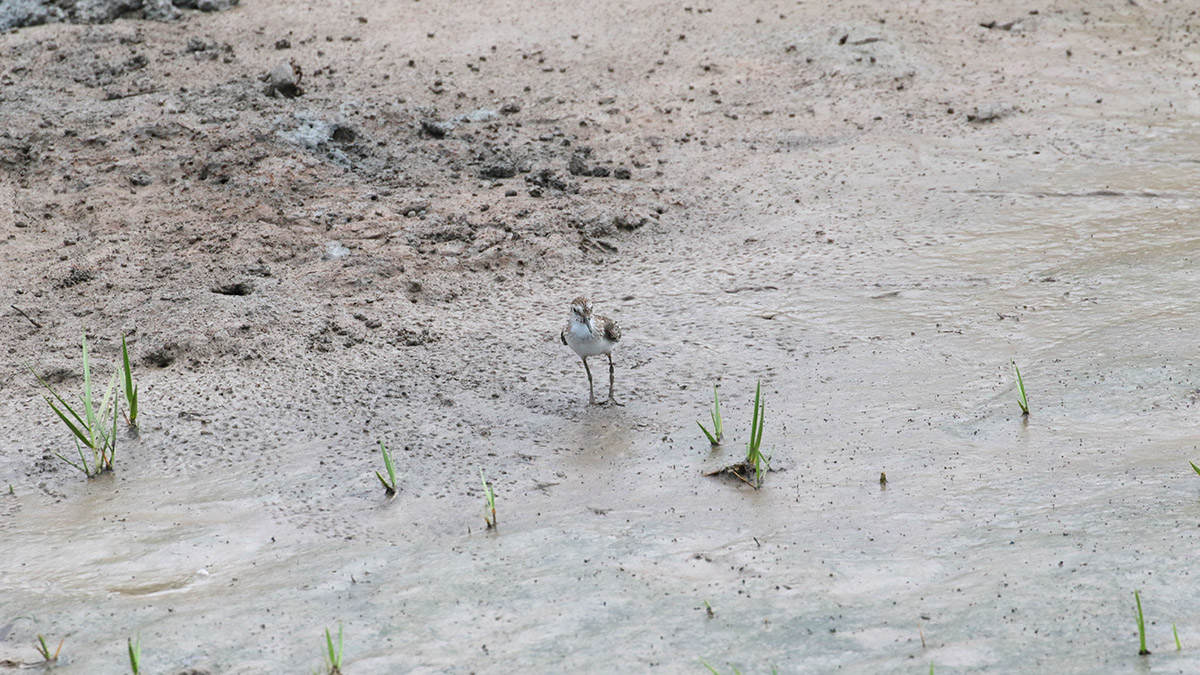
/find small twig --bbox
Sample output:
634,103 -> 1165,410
10,305 -> 40,328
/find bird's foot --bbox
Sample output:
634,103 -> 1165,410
604,397 -> 625,407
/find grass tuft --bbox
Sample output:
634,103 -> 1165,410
120,334 -> 138,429
1011,360 -> 1029,415
481,468 -> 496,529
34,635 -> 63,663
1135,590 -> 1150,656
127,635 -> 141,675
745,380 -> 769,488
32,333 -> 120,477
697,385 -> 723,445
325,625 -> 344,674
375,440 -> 397,498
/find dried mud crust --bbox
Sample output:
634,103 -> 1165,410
0,15 -> 667,379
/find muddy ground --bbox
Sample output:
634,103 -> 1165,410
3,0 -> 1200,673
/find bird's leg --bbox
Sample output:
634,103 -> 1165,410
582,356 -> 598,405
606,352 -> 624,406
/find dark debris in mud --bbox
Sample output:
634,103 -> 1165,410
704,460 -> 783,488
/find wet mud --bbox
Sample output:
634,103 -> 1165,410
4,0 -> 1200,673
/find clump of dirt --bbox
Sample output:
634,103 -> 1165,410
0,0 -> 237,30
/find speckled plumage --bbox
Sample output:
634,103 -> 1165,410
561,296 -> 623,405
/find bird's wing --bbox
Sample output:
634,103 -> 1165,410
603,319 -> 621,343
560,325 -> 568,345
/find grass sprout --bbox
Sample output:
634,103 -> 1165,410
1191,461 -> 1200,478
745,380 -> 769,488
697,385 -> 724,445
33,334 -> 120,477
1011,360 -> 1029,415
1135,590 -> 1150,656
324,625 -> 343,674
703,600 -> 714,619
481,468 -> 496,529
702,380 -> 771,489
34,635 -> 63,662
1175,623 -> 1181,650
127,635 -> 141,675
375,440 -> 397,498
120,334 -> 138,429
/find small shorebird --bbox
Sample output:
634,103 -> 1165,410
560,296 -> 623,405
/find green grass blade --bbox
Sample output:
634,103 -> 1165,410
76,436 -> 91,474
121,334 -> 138,426
697,421 -> 719,445
32,368 -> 90,434
480,468 -> 496,526
757,397 -> 765,449
712,385 -> 722,437
107,388 -> 119,469
45,398 -> 94,450
1136,590 -> 1150,655
127,635 -> 140,675
1012,360 -> 1029,414
1191,461 -> 1200,478
1174,622 -> 1181,650
97,371 -> 119,456
323,625 -> 343,668
54,452 -> 88,475
751,380 -> 764,451
380,440 -> 396,486
699,660 -> 720,675
82,334 -> 96,445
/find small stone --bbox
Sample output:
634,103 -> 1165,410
966,102 -> 1015,123
263,60 -> 303,98
420,119 -> 449,138
480,163 -> 516,179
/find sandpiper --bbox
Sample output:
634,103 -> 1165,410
560,296 -> 623,405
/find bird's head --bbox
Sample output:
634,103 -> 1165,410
569,296 -> 593,321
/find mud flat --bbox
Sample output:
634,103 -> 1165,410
3,1 -> 1200,673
